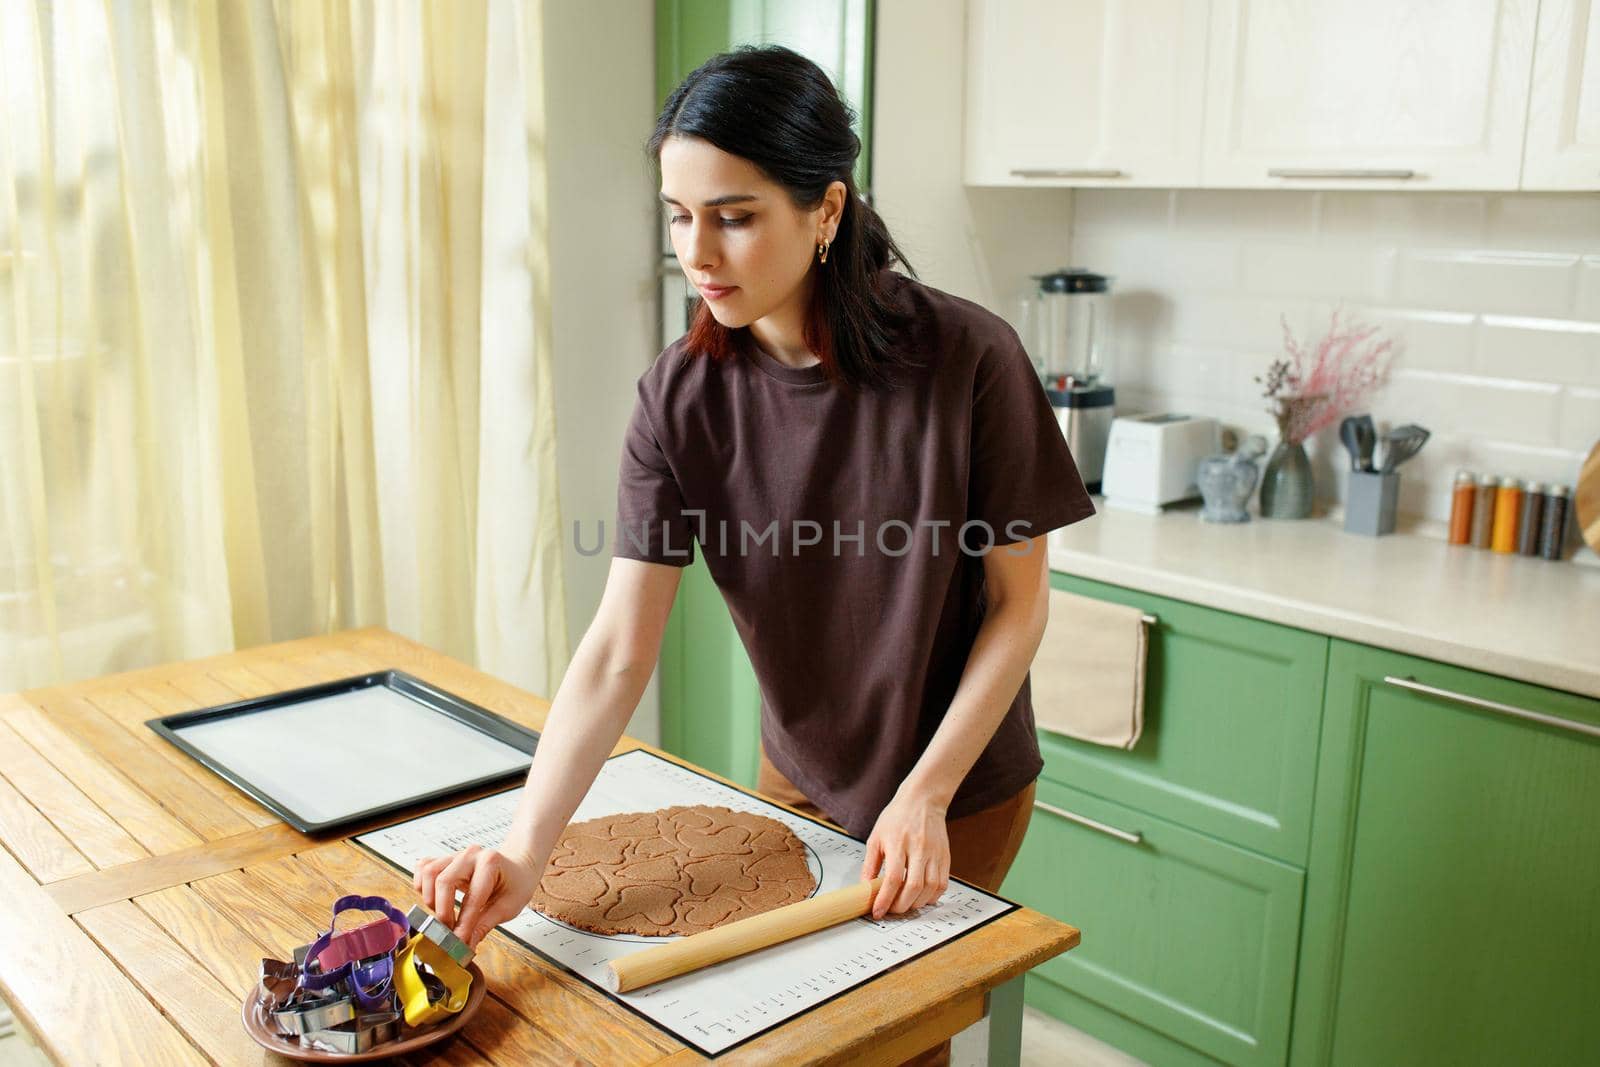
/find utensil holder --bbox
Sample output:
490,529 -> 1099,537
1345,470 -> 1399,536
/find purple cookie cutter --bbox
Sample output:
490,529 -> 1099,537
299,894 -> 409,1011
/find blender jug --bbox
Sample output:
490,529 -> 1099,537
1020,268 -> 1115,493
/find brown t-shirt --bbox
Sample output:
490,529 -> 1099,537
614,268 -> 1096,838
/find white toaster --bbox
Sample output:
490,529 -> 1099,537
1100,412 -> 1222,514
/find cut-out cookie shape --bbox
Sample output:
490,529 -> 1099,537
549,833 -> 627,868
680,896 -> 740,928
540,866 -> 609,906
678,825 -> 752,858
667,807 -> 714,832
747,851 -> 807,881
683,856 -> 759,896
616,854 -> 680,884
529,804 -> 816,936
634,836 -> 677,859
745,882 -> 811,910
605,884 -> 682,927
609,812 -> 665,838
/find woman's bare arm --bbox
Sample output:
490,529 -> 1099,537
417,556 -> 682,943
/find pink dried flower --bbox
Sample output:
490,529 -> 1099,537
1258,308 -> 1395,444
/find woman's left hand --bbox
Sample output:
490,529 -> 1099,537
861,788 -> 951,919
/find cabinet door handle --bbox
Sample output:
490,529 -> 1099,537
1010,168 -> 1126,179
1033,799 -> 1143,845
1381,675 -> 1600,740
1267,167 -> 1416,180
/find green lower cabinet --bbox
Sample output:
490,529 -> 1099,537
1002,777 -> 1306,1067
1044,574 -> 1328,865
1291,640 -> 1600,1066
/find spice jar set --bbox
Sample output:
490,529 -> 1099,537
1448,471 -> 1570,560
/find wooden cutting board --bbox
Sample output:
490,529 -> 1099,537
1579,439 -> 1600,556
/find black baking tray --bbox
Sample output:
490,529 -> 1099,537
146,669 -> 539,834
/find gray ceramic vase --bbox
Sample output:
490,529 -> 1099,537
1259,438 -> 1314,519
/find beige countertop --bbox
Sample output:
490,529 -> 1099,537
1046,499 -> 1600,702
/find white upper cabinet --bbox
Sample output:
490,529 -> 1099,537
963,0 -> 1210,187
1200,0 -> 1540,189
1523,0 -> 1600,188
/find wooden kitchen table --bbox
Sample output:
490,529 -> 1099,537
0,627 -> 1079,1065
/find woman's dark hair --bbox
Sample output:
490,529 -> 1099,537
648,44 -> 919,391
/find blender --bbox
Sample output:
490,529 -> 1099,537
1019,268 -> 1116,492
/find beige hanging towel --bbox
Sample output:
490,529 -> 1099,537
1030,587 -> 1151,750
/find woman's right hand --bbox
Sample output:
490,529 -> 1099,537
413,842 -> 542,950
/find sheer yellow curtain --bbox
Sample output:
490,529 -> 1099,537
0,0 -> 569,697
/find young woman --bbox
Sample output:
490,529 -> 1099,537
415,40 -> 1093,1026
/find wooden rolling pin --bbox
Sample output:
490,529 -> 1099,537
605,876 -> 885,993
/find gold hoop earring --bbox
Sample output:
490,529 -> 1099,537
817,237 -> 830,264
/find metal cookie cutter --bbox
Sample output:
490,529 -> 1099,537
406,904 -> 475,966
395,931 -> 473,1027
306,894 -> 410,972
303,1010 -> 402,1054
270,992 -> 356,1036
300,894 -> 410,1012
258,957 -> 299,1013
315,916 -> 409,972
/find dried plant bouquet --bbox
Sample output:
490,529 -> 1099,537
1255,308 -> 1396,445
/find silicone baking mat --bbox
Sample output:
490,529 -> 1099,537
357,748 -> 1017,1057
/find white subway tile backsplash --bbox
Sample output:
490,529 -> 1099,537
1072,188 -> 1174,233
1315,192 -> 1488,246
1174,190 -> 1317,237
1576,257 -> 1600,322
1073,232 -> 1242,293
1474,317 -> 1600,385
1484,196 -> 1600,255
1166,293 -> 1316,350
1362,308 -> 1476,373
1372,368 -> 1459,434
1071,188 -> 1599,526
1239,241 -> 1390,301
1449,375 -> 1563,447
1394,251 -> 1578,319
1165,342 -> 1244,400
1557,388 -> 1600,454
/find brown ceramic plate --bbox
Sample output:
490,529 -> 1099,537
240,961 -> 486,1062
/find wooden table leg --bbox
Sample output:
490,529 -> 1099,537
985,973 -> 1026,1067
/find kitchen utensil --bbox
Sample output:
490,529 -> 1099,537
1101,412 -> 1222,514
241,962 -> 487,1062
1350,414 -> 1376,472
1020,268 -> 1117,491
606,876 -> 887,994
1339,417 -> 1366,472
1378,424 -> 1431,473
1578,439 -> 1600,555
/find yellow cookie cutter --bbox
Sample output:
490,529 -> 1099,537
395,931 -> 473,1027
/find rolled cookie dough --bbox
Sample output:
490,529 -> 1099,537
528,804 -> 816,936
